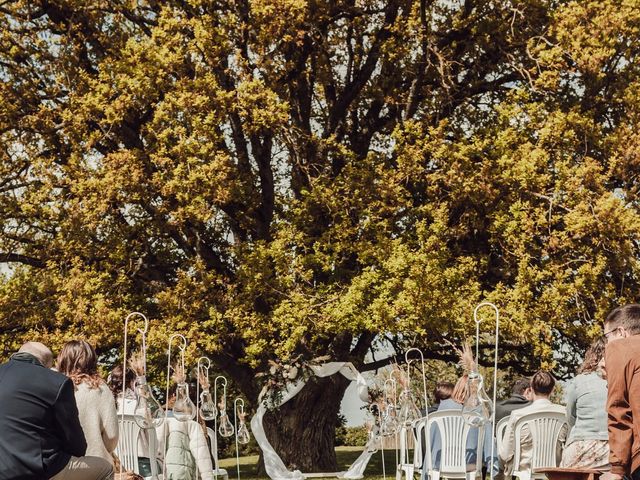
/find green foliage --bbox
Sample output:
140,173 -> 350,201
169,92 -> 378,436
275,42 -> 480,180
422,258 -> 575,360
2,0 -> 640,398
338,426 -> 369,448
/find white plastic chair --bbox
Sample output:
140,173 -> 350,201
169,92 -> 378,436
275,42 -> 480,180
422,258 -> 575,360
116,415 -> 161,480
424,410 -> 484,480
512,411 -> 568,480
396,424 -> 414,480
207,427 -> 230,480
495,417 -> 509,455
396,417 -> 428,480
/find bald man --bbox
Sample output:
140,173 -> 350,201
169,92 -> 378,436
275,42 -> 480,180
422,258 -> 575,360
0,342 -> 113,480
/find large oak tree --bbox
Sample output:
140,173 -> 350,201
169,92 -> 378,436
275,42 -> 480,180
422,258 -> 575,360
2,0 -> 640,471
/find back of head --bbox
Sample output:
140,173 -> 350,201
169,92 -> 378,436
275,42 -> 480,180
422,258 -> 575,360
577,337 -> 606,375
605,304 -> 640,335
107,364 -> 136,397
56,339 -> 102,388
531,370 -> 555,396
511,377 -> 531,396
434,381 -> 455,403
18,342 -> 54,369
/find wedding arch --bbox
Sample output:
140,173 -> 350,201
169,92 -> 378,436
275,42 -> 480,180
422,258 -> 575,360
250,362 -> 378,480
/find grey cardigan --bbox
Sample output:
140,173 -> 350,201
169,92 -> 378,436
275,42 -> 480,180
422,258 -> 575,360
565,371 -> 608,444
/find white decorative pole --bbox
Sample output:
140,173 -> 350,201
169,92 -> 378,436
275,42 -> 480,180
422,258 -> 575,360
213,375 -> 233,480
404,348 -> 429,417
473,302 -> 500,480
196,356 -> 212,480
384,378 -> 399,474
121,312 -> 149,477
163,333 -> 187,479
233,397 -> 249,480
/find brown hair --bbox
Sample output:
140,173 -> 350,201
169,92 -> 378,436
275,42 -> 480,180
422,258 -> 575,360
434,382 -> 454,403
451,375 -> 468,404
605,304 -> 640,335
107,364 -> 136,398
577,337 -> 606,375
531,370 -> 555,395
56,339 -> 104,389
511,377 -> 531,396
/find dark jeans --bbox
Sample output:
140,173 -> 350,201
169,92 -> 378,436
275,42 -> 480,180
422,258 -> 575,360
631,468 -> 640,480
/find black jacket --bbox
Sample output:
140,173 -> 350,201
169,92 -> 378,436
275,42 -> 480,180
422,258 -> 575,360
0,353 -> 87,480
495,394 -> 531,423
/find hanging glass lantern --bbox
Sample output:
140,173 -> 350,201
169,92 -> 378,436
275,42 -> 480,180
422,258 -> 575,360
173,382 -> 197,421
398,389 -> 422,425
218,401 -> 235,437
133,376 -> 165,429
200,388 -> 216,421
461,370 -> 492,427
380,403 -> 399,436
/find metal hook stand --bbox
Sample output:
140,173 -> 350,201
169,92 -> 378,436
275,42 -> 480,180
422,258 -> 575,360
234,398 -> 246,480
404,348 -> 429,418
383,378 -> 399,475
196,356 -> 212,480
162,334 -> 188,479
121,312 -> 150,477
473,302 -> 500,480
213,376 -> 229,480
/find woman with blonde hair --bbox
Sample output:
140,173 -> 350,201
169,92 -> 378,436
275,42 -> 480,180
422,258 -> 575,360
423,343 -> 498,480
57,339 -> 119,466
560,337 -> 608,468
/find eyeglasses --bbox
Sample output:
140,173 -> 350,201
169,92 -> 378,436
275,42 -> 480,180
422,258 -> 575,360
603,327 -> 621,339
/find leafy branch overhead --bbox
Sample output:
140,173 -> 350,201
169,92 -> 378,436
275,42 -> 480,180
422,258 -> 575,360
1,0 -> 640,391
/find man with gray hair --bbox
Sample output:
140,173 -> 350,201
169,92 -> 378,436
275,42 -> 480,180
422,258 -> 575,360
0,341 -> 113,480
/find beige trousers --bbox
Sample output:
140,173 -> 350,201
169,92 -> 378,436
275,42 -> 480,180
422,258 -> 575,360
50,455 -> 114,480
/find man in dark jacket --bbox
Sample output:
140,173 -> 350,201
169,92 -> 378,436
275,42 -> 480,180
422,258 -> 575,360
495,377 -> 532,423
0,342 -> 113,480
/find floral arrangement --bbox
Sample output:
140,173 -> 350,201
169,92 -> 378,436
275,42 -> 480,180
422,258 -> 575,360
256,354 -> 331,408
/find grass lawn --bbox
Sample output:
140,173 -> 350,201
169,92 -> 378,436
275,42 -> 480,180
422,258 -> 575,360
218,446 -> 404,480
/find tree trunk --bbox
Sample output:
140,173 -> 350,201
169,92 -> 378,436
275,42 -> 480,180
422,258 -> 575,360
257,373 -> 351,475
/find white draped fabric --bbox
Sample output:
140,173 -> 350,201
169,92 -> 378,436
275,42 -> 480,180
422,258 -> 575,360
250,362 -> 376,480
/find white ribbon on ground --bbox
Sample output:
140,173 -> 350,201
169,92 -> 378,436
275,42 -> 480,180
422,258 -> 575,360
250,362 -> 373,480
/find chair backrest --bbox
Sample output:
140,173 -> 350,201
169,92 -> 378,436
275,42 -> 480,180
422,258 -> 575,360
513,411 -> 567,474
426,410 -> 484,478
116,414 -> 160,479
413,417 -> 428,469
398,424 -> 411,466
495,417 -> 510,454
207,427 -> 221,470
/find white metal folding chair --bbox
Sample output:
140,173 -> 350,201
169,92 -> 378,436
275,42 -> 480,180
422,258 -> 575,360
116,414 -> 161,480
424,410 -> 484,480
512,411 -> 568,480
207,427 -> 230,480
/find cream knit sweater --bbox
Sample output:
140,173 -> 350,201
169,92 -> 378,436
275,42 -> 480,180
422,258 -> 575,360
75,382 -> 119,464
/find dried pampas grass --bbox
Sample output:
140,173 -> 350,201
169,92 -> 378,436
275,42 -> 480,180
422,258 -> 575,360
198,367 -> 210,389
128,352 -> 145,376
456,339 -> 476,374
172,361 -> 186,384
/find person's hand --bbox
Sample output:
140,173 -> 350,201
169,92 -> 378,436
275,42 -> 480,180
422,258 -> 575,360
600,472 -> 623,480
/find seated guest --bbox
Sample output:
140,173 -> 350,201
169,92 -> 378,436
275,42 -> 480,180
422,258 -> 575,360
561,338 -> 608,469
423,375 -> 499,479
157,391 -> 216,480
108,364 -> 157,477
57,340 -> 119,467
499,370 -> 567,477
107,364 -> 136,413
0,341 -> 113,480
495,377 -> 532,423
427,381 -> 455,414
